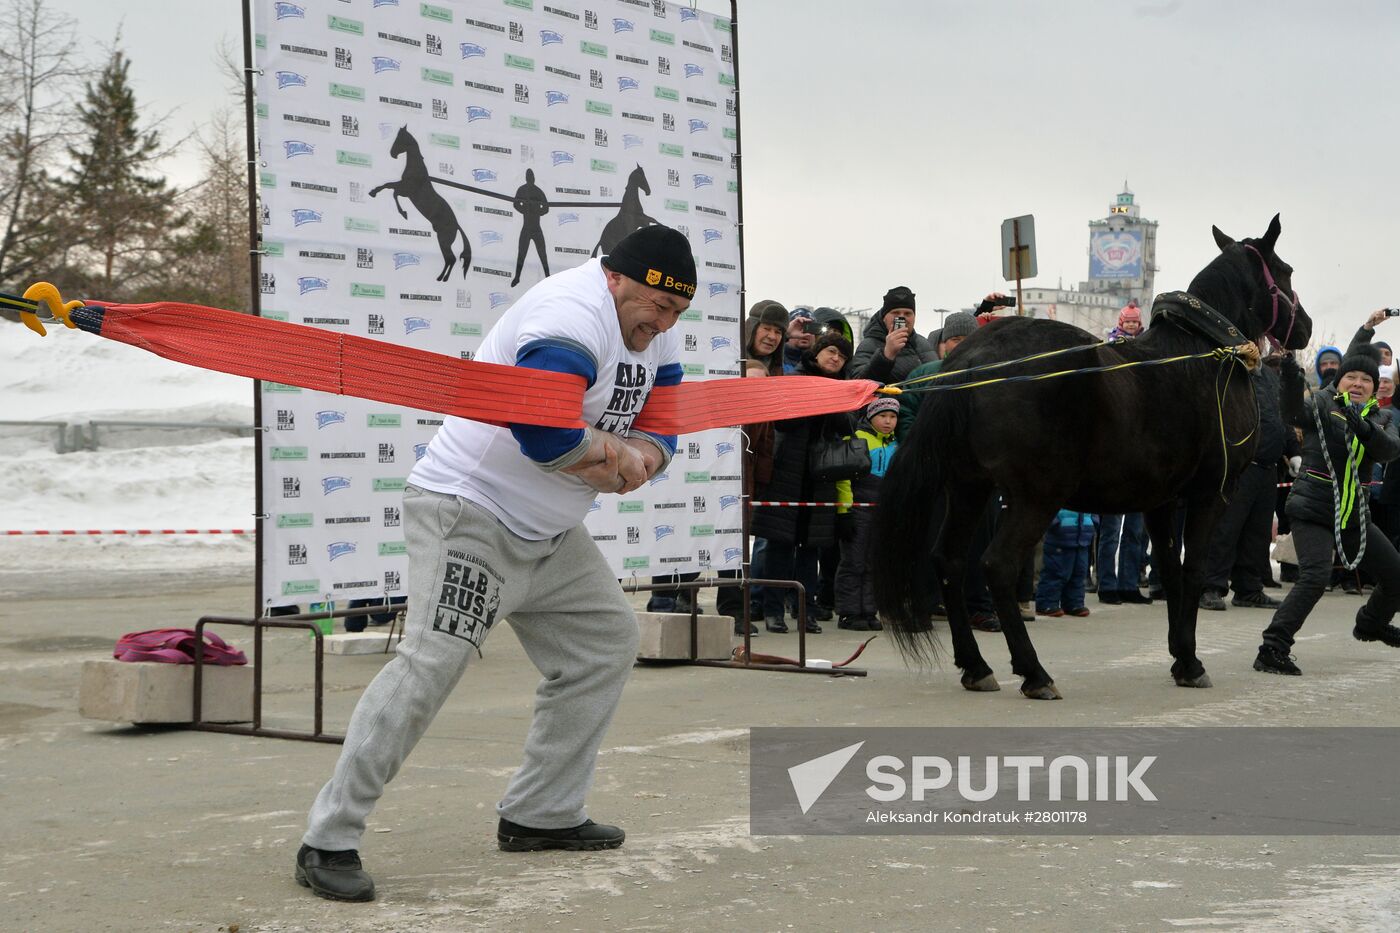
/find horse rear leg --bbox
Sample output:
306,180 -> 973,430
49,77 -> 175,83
983,498 -> 1061,699
1169,501 -> 1225,688
940,485 -> 998,692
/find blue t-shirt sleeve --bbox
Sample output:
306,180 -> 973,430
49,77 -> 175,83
509,339 -> 598,462
632,361 -> 682,454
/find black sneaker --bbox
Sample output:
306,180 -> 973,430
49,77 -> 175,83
969,612 -> 1002,633
295,844 -> 375,902
811,603 -> 834,623
732,617 -> 758,636
1097,590 -> 1123,605
1119,589 -> 1153,605
1253,645 -> 1301,675
804,619 -> 823,634
837,615 -> 866,631
764,616 -> 789,634
1199,590 -> 1227,611
497,817 -> 625,852
1353,623 -> 1400,648
1232,591 -> 1282,610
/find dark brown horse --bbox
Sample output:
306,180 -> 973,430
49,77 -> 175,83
871,216 -> 1312,698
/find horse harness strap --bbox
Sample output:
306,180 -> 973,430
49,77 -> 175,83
1149,291 -> 1249,350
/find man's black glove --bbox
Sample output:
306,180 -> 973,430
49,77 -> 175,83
836,511 -> 857,543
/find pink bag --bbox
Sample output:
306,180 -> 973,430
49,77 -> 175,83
113,628 -> 247,666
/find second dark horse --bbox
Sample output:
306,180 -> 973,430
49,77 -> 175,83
369,126 -> 471,282
871,216 -> 1312,699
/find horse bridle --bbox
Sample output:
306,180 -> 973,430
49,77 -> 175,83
1242,243 -> 1300,350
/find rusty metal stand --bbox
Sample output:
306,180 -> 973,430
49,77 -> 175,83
189,605 -> 400,745
622,578 -> 867,677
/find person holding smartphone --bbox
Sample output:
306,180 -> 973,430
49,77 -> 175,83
850,286 -> 939,383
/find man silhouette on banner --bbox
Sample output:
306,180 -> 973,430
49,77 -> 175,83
511,168 -> 550,287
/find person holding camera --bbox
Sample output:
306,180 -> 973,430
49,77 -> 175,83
783,308 -> 819,374
850,286 -> 938,384
1256,345 -> 1400,675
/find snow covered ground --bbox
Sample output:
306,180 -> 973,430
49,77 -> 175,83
0,318 -> 256,597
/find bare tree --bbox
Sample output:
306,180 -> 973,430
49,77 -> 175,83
164,106 -> 249,311
0,0 -> 90,290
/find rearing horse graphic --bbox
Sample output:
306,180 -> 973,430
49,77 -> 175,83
369,127 -> 471,282
592,164 -> 657,257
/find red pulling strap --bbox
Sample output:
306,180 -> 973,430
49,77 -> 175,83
81,299 -> 879,433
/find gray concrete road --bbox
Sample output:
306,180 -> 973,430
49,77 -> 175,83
3,571 -> 1400,932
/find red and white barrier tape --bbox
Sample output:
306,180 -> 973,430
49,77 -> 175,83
749,501 -> 876,508
4,529 -> 253,536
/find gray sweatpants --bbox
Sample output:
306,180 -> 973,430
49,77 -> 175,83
303,485 -> 639,851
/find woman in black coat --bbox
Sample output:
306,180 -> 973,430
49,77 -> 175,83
751,331 -> 855,632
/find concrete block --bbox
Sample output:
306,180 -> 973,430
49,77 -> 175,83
323,632 -> 400,655
635,611 -> 733,661
78,659 -> 254,724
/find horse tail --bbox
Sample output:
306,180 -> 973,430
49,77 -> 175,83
457,224 -> 471,277
871,388 -> 970,666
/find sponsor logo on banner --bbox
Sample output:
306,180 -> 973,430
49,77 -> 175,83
693,173 -> 712,188
373,0 -> 398,6
467,105 -> 492,122
684,63 -> 703,78
703,228 -> 722,243
481,230 -> 503,245
461,41 -> 487,59
288,543 -> 307,564
315,410 -> 347,429
404,317 -> 431,333
709,282 -> 729,297
372,56 -> 401,73
298,276 -> 329,295
623,133 -> 642,149
688,118 -> 708,133
489,292 -> 510,309
546,90 -> 569,106
322,476 -> 352,494
414,443 -> 429,460
393,252 -> 420,270
274,2 -> 305,19
720,494 -> 740,510
291,208 -> 322,227
717,441 -> 736,457
618,76 -> 638,91
282,139 -> 316,161
328,541 -> 357,561
540,29 -> 563,45
276,71 -> 307,89
680,7 -> 698,21
558,211 -> 578,224
655,524 -> 675,541
613,18 -> 633,33
551,149 -> 574,166
472,168 -> 498,182
724,546 -> 741,564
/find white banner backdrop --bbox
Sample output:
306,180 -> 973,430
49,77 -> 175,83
253,0 -> 742,609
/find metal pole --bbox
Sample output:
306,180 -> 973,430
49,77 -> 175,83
729,0 -> 754,643
1013,218 -> 1025,317
241,0 -> 267,618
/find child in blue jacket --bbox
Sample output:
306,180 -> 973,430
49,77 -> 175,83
1035,509 -> 1098,618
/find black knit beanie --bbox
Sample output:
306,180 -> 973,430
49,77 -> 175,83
1337,343 -> 1382,390
602,225 -> 697,299
880,285 -> 916,315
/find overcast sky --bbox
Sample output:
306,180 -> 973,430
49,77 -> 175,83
49,0 -> 1400,347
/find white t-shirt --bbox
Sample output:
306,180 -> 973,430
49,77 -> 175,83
409,259 -> 680,539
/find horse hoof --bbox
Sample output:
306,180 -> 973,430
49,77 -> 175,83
1020,683 -> 1063,700
1174,671 -> 1213,688
962,674 -> 1001,692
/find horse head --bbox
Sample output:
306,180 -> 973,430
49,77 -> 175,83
628,164 -> 650,196
1208,214 -> 1312,350
388,125 -> 416,159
